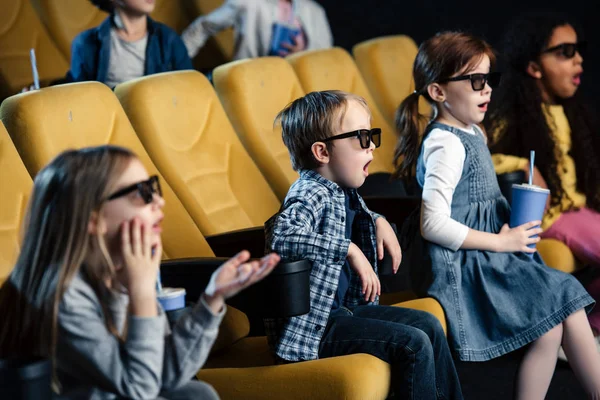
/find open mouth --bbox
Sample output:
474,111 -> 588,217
478,101 -> 489,112
573,73 -> 582,86
363,160 -> 372,175
152,217 -> 164,233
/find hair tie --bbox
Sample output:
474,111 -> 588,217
413,90 -> 420,96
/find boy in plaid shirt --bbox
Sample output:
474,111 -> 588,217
264,90 -> 463,399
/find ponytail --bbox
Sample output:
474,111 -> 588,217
393,91 -> 427,180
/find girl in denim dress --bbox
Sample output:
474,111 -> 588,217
395,31 -> 600,399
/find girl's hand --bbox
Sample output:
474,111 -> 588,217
347,243 -> 380,302
375,218 -> 402,273
496,221 -> 543,253
203,251 -> 280,313
120,218 -> 162,316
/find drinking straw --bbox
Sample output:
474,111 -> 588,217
529,150 -> 535,185
29,49 -> 40,90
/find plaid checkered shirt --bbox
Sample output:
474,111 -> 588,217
264,169 -> 380,362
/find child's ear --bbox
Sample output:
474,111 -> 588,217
526,61 -> 543,79
427,83 -> 445,102
311,142 -> 330,165
88,211 -> 106,236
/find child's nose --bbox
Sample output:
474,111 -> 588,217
153,193 -> 165,208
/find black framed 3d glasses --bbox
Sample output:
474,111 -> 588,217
107,175 -> 162,204
322,128 -> 382,149
542,41 -> 586,59
438,72 -> 502,91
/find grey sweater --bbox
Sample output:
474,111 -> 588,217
56,274 -> 224,399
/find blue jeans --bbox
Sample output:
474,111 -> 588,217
318,305 -> 463,400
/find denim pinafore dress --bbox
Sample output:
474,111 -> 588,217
404,122 -> 594,361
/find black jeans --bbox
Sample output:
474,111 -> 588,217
318,305 -> 463,400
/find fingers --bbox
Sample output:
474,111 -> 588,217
394,248 -> 403,274
221,250 -> 251,270
131,218 -> 142,256
525,235 -> 541,245
152,241 -> 163,263
522,220 -> 542,230
142,219 -> 151,259
255,253 -> 280,278
121,220 -> 131,256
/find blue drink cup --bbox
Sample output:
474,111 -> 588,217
269,23 -> 300,55
509,183 -> 550,255
157,287 -> 186,311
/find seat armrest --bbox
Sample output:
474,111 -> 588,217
205,226 -> 266,258
160,257 -> 311,319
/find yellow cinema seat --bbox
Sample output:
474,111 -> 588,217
0,82 -> 212,260
0,0 -> 68,100
115,70 -> 280,236
286,47 -> 396,174
0,121 -> 32,285
213,57 -> 305,201
352,35 -> 425,126
185,0 -> 235,70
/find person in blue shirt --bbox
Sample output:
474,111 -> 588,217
65,0 -> 192,88
264,90 -> 463,400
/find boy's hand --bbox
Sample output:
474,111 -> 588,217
375,218 -> 402,273
347,243 -> 380,302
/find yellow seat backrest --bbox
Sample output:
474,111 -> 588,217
0,121 -> 32,285
31,0 -> 107,59
0,82 -> 213,259
213,57 -> 304,201
115,71 -> 280,236
352,35 -> 431,127
0,0 -> 68,99
286,48 -> 395,174
31,0 -> 190,59
150,0 -> 192,34
186,0 -> 234,70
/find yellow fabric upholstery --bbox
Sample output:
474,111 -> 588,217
185,0 -> 235,70
210,306 -> 250,354
213,57 -> 305,201
31,0 -> 107,59
199,297 -> 446,399
31,0 -> 189,59
0,0 -> 68,99
352,35 -> 420,125
149,0 -> 192,34
0,121 -> 32,285
286,47 -> 395,174
537,238 -> 580,274
0,82 -> 213,259
115,71 -> 280,235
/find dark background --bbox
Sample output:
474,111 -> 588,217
318,0 -> 597,107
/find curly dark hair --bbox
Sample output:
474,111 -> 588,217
485,11 -> 600,213
89,0 -> 114,13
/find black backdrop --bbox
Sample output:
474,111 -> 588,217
318,0 -> 597,107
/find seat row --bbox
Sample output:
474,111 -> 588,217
0,0 -> 234,99
0,55 -> 443,400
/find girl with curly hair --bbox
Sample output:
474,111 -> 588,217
485,12 -> 600,355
